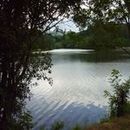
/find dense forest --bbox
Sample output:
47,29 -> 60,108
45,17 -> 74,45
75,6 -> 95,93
33,23 -> 130,50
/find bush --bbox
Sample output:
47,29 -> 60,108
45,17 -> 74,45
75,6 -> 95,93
51,121 -> 64,130
104,69 -> 130,117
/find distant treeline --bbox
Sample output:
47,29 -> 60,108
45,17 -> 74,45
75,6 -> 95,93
33,22 -> 130,50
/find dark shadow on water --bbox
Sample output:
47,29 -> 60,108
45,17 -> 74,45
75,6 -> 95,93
51,49 -> 130,63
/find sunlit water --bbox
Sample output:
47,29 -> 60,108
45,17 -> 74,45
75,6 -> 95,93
27,49 -> 130,130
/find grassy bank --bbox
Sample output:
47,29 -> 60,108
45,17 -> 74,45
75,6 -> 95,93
86,114 -> 130,130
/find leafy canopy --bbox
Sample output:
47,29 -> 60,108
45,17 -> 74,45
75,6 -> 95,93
73,0 -> 130,29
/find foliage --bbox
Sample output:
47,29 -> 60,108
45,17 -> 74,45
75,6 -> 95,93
14,111 -> 33,130
104,69 -> 130,117
72,124 -> 83,130
0,0 -> 82,129
73,0 -> 130,27
35,23 -> 130,50
87,22 -> 130,50
40,122 -> 84,130
72,0 -> 130,49
51,121 -> 64,130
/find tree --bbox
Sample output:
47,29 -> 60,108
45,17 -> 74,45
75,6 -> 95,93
72,0 -> 130,49
0,0 -> 82,129
104,69 -> 130,117
73,0 -> 130,35
86,21 -> 130,49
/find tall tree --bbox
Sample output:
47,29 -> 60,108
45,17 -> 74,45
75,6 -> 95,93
0,0 -> 82,129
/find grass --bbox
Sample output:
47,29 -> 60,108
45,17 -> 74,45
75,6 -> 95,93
85,114 -> 130,130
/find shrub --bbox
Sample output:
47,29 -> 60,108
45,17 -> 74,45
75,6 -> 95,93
104,69 -> 130,117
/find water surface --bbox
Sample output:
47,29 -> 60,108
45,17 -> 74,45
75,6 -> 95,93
27,49 -> 130,130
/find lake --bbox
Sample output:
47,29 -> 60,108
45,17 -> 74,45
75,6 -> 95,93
27,49 -> 130,130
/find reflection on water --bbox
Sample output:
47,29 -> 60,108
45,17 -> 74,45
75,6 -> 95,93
27,49 -> 130,130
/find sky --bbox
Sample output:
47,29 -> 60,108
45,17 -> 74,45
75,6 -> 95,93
49,18 -> 80,33
58,20 -> 79,32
